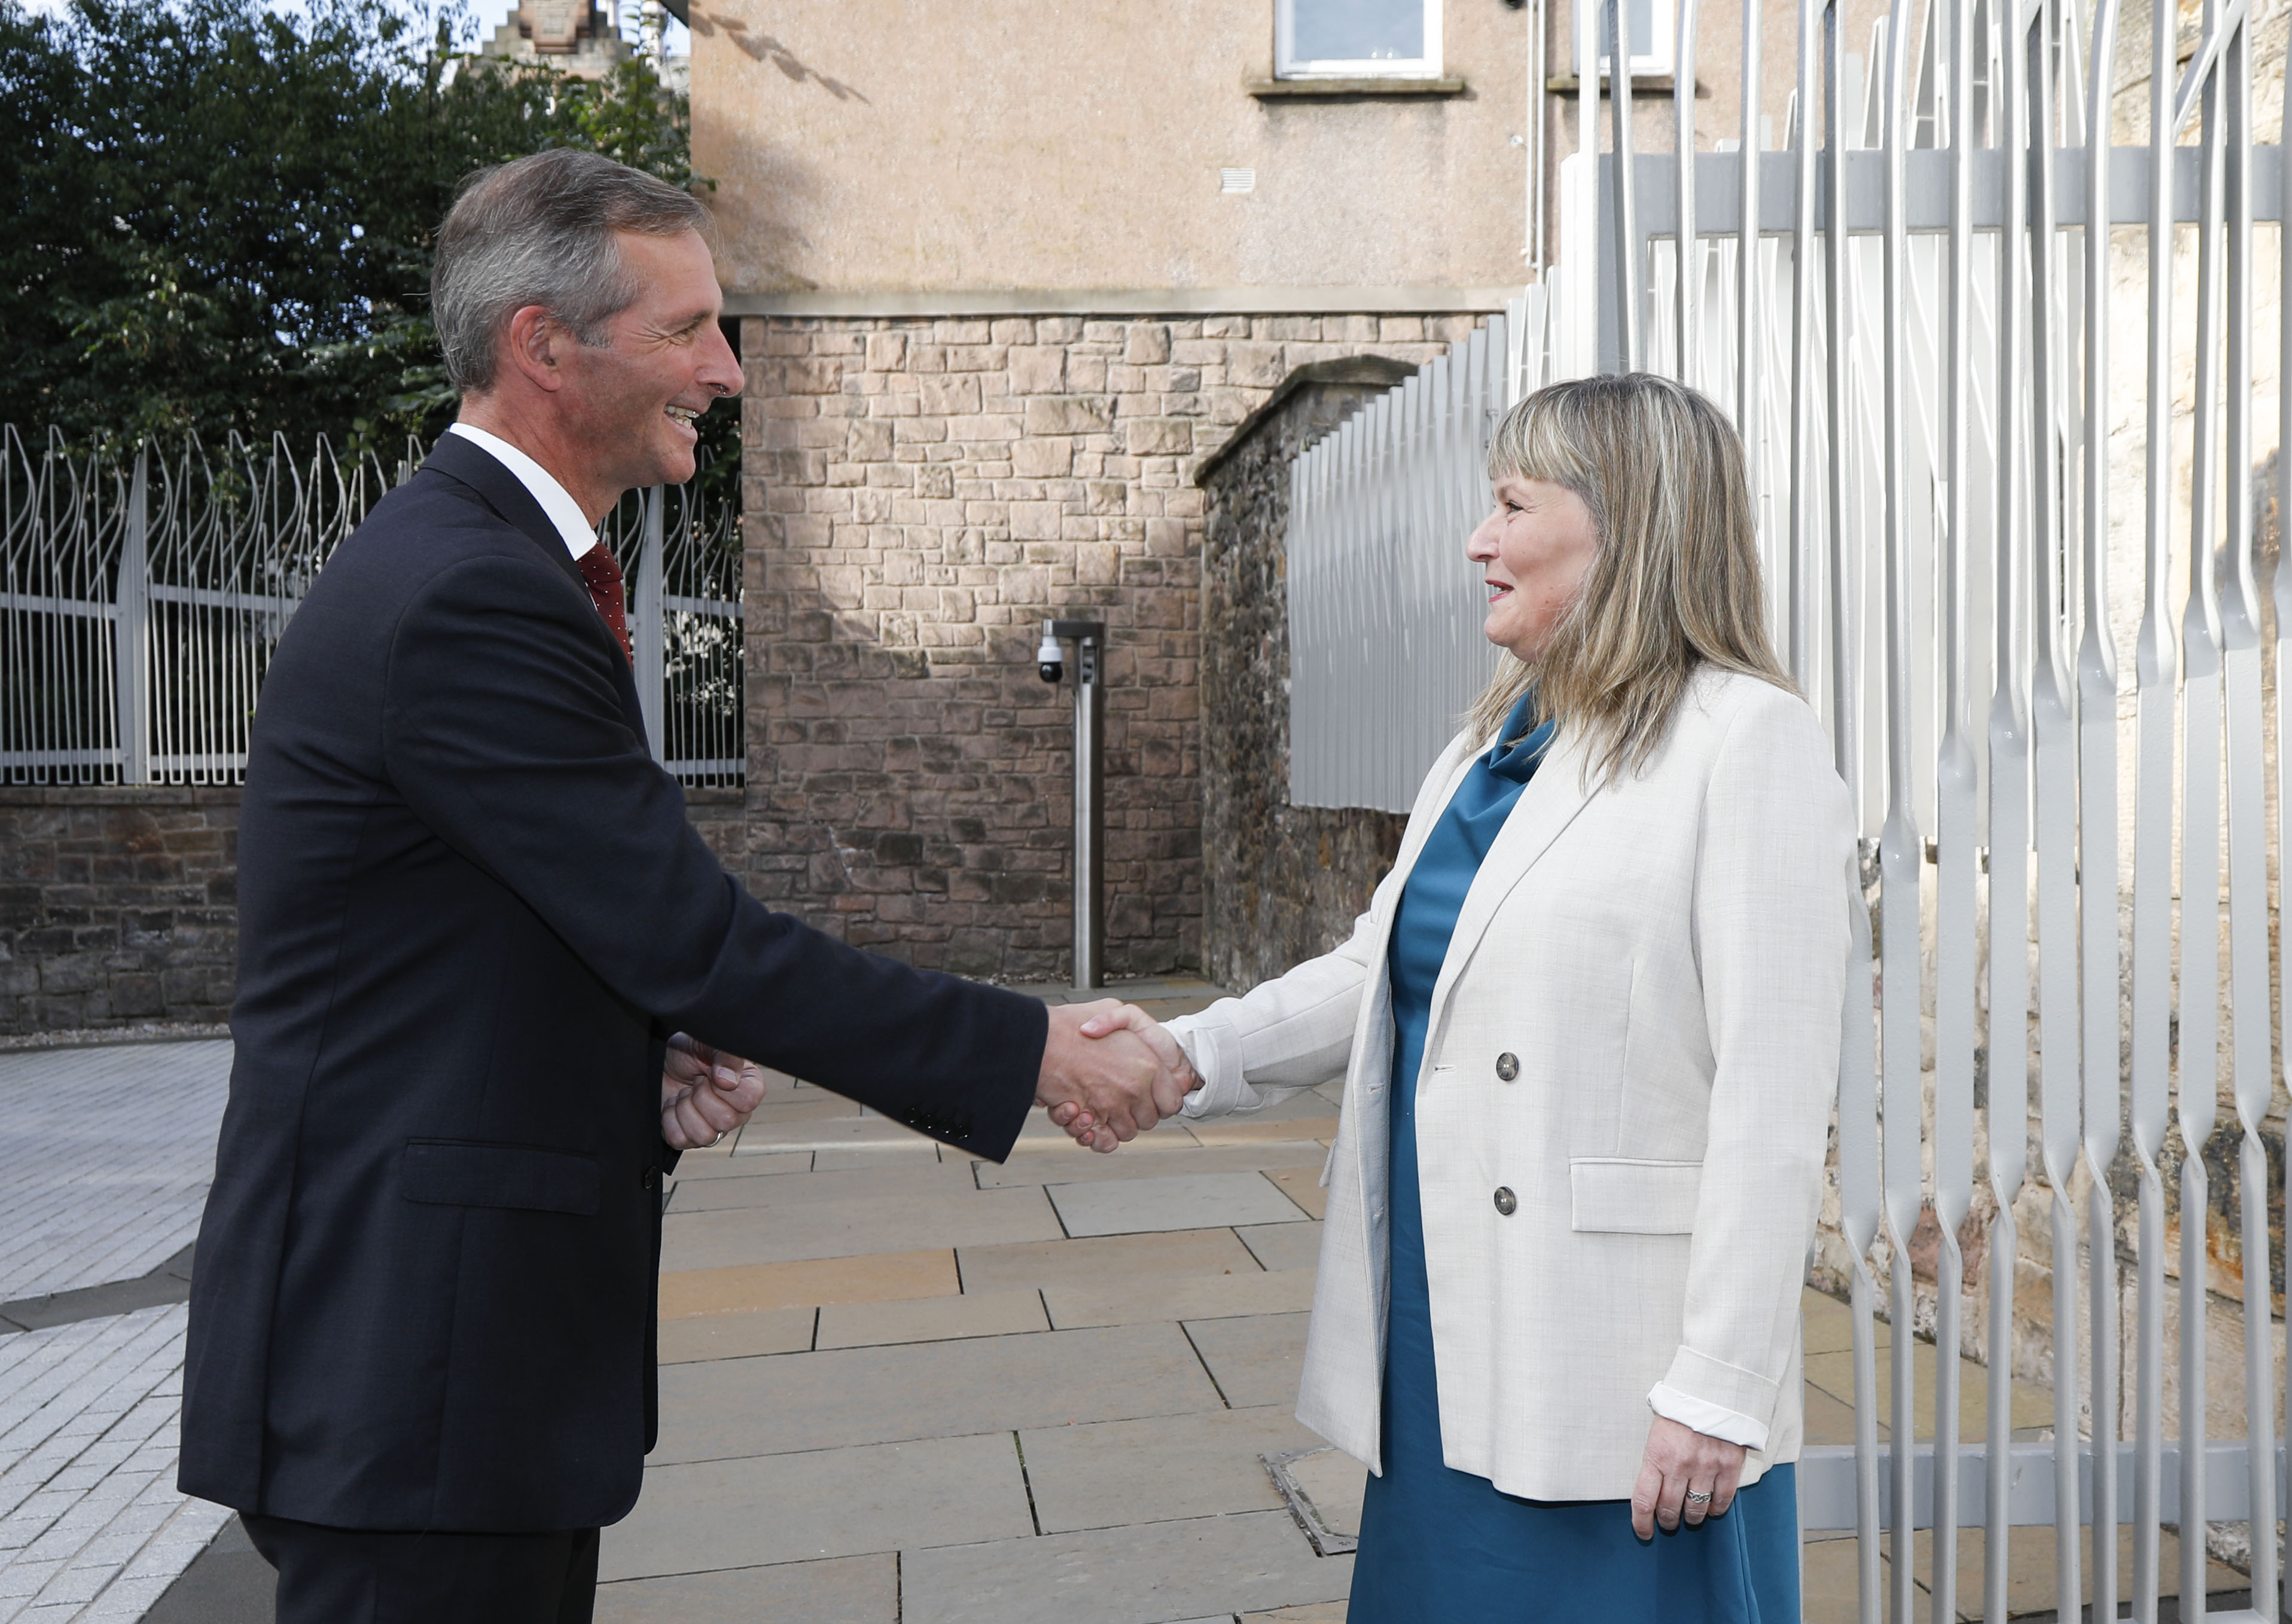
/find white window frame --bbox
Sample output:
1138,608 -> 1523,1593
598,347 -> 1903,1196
1589,0 -> 1675,78
1274,0 -> 1444,80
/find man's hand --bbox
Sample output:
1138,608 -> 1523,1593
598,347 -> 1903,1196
1037,1002 -> 1200,1150
1035,1002 -> 1191,1153
1630,1415 -> 1747,1538
660,1033 -> 768,1150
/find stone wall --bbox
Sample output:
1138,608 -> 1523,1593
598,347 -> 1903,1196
0,789 -> 240,1034
737,313 -> 1473,981
1194,359 -> 1417,994
0,786 -> 750,1036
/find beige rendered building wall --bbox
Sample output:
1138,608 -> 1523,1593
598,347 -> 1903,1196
691,0 -> 1535,304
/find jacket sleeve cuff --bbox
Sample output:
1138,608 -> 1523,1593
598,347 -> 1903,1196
1656,1346 -> 1782,1440
1165,1016 -> 1255,1119
1647,1382 -> 1770,1452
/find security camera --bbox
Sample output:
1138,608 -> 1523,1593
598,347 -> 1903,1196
1035,628 -> 1065,684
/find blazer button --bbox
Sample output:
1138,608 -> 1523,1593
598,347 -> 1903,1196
1492,1186 -> 1517,1216
1495,1052 -> 1520,1082
641,1167 -> 661,1191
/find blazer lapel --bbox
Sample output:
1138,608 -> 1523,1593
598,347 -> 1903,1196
419,435 -> 652,753
1423,728 -> 1601,1034
1379,733 -> 1485,906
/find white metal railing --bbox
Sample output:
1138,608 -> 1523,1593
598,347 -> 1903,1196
1285,295 -> 1558,812
0,429 -> 743,788
1286,0 -> 2290,1610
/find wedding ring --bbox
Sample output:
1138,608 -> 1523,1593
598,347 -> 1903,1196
1684,1489 -> 1712,1504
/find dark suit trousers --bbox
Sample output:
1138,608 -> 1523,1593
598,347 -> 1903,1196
242,1513 -> 597,1624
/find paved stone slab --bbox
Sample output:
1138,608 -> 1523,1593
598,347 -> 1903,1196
0,1042 -> 233,1301
958,1231 -> 1264,1296
817,1290 -> 1049,1350
601,1433 -> 1032,1582
1279,1448 -> 1365,1540
1234,1223 -> 1324,1275
657,1308 -> 816,1364
1245,1604 -> 1349,1622
814,1143 -> 945,1169
1261,1168 -> 1328,1222
144,1515 -> 273,1624
995,1129 -> 1224,1163
666,1150 -> 812,1183
733,1117 -> 940,1154
0,1303 -> 231,1620
651,1324 -> 1223,1463
735,1096 -> 861,1127
1019,1406 -> 1325,1534
662,1185 -> 1060,1270
658,1250 -> 956,1318
900,1509 -> 1351,1624
976,1143 -> 1327,1190
1045,1271 -> 1317,1332
1184,1314 -> 1312,1410
1049,1173 -> 1310,1238
670,1161 -> 976,1214
1187,1116 -> 1341,1148
594,1553 -> 895,1624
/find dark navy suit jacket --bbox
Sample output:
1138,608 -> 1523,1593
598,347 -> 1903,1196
179,433 -> 1044,1532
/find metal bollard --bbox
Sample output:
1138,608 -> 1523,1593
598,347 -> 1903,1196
1034,618 -> 1105,990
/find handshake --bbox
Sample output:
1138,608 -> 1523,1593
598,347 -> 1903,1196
1032,1000 -> 1203,1153
654,1002 -> 1199,1155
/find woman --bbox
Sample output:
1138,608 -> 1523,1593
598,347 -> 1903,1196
1065,373 -> 1853,1621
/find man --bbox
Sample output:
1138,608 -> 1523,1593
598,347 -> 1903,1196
180,148 -> 1183,1623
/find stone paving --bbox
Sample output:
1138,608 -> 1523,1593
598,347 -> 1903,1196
0,1042 -> 233,1623
0,1044 -> 231,1303
0,999 -> 2263,1622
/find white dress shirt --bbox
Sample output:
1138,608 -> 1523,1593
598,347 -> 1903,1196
446,423 -> 601,560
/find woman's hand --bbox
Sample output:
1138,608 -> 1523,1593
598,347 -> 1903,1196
1044,1001 -> 1202,1147
660,1033 -> 769,1150
1630,1416 -> 1746,1538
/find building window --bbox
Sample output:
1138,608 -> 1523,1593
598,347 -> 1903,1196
1595,0 -> 1674,77
1275,0 -> 1443,79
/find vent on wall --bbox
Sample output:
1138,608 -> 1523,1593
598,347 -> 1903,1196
1219,167 -> 1255,194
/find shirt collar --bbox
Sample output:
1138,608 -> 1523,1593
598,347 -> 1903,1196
446,423 -> 601,560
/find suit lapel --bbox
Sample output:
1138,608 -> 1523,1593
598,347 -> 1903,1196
1423,728 -> 1601,1034
419,435 -> 652,753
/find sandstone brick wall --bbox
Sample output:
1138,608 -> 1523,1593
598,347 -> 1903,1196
0,789 -> 240,1034
739,312 -> 1481,980
1195,362 -> 1416,993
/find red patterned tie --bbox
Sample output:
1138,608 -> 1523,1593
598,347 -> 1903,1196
575,544 -> 632,664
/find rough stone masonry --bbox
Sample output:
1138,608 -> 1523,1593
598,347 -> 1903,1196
735,311 -> 1476,982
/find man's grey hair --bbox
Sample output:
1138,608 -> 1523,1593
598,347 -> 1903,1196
433,148 -> 711,394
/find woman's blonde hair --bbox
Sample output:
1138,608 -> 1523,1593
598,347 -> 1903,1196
1468,371 -> 1793,779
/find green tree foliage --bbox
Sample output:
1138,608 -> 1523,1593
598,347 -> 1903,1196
1,0 -> 734,474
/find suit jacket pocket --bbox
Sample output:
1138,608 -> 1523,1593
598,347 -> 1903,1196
401,1139 -> 602,1217
1569,1158 -> 1702,1234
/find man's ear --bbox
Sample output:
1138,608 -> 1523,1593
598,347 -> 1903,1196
500,304 -> 567,394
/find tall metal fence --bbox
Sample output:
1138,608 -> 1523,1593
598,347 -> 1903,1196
0,429 -> 744,787
1285,0 -> 2291,1613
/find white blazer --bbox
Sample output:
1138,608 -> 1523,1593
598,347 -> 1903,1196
1165,668 -> 1856,1501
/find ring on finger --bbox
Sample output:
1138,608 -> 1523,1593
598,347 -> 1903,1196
1684,1489 -> 1712,1505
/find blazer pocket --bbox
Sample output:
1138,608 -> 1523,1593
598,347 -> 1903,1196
1569,1157 -> 1703,1234
401,1139 -> 602,1217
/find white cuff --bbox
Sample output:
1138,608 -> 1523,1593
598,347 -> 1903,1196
1647,1382 -> 1770,1452
1166,1018 -> 1254,1119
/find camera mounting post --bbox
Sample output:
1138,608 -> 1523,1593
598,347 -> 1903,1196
1035,618 -> 1105,990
